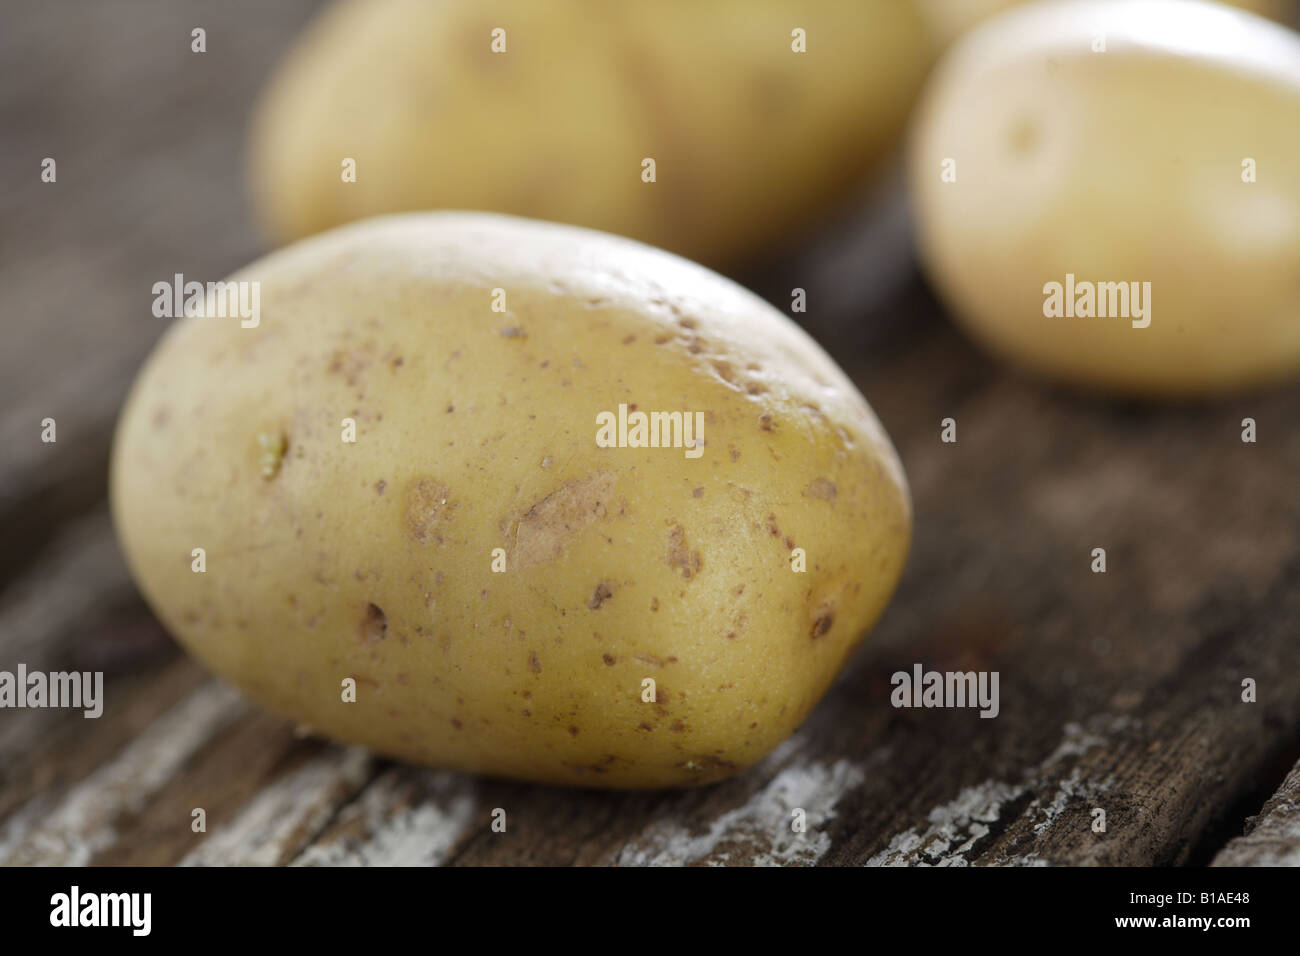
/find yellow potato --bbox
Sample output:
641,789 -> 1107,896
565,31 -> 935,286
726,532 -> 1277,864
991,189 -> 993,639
915,0 -> 1286,49
248,0 -> 931,267
909,0 -> 1300,395
111,213 -> 911,788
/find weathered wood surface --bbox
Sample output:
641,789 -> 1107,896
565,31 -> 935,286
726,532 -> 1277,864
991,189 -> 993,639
2,0 -> 1298,866
1212,758 -> 1300,867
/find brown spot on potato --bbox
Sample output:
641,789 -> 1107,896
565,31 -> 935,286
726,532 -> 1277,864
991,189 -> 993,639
692,487 -> 704,498
528,652 -> 542,674
451,717 -> 463,730
602,653 -> 616,666
810,607 -> 835,639
507,471 -> 617,569
711,360 -> 739,387
374,480 -> 386,495
638,722 -> 654,732
359,603 -> 387,644
695,754 -> 737,771
1007,115 -> 1040,156
327,347 -> 372,387
587,580 -> 615,610
568,725 -> 580,737
666,525 -> 702,580
404,477 -> 456,545
803,477 -> 837,501
758,414 -> 775,432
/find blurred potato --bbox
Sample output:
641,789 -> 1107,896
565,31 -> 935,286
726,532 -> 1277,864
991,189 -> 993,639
909,0 -> 1300,395
249,0 -> 931,267
916,0 -> 1286,48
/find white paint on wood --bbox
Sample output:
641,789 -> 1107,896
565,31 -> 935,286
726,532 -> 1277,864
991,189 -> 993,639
865,719 -> 1121,867
1031,767 -> 1104,836
0,682 -> 244,865
182,746 -> 374,866
610,736 -> 877,867
291,768 -> 477,866
866,779 -> 1024,867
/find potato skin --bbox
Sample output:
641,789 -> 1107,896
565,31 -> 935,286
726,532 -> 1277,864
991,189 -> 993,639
110,213 -> 910,788
909,0 -> 1300,395
915,0 -> 1285,49
248,0 -> 930,267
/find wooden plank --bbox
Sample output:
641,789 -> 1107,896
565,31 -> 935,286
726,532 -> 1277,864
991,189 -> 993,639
0,682 -> 245,865
1212,759 -> 1300,867
0,506 -> 197,827
292,767 -> 478,867
95,716 -> 370,867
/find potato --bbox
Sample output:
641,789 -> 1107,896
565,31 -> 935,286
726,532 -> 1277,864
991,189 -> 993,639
915,0 -> 1286,49
248,0 -> 931,267
110,213 -> 911,788
909,0 -> 1300,395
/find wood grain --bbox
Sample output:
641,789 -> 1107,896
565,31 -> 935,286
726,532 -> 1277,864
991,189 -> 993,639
1212,758 -> 1300,867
